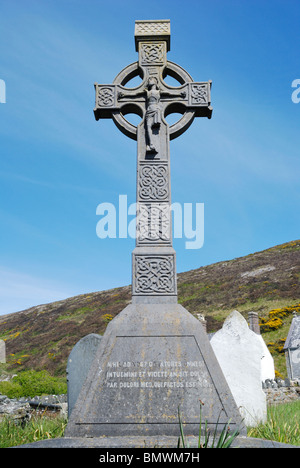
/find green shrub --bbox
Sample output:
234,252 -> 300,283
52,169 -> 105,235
0,370 -> 67,398
0,380 -> 23,399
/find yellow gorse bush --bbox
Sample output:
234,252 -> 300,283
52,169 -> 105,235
260,303 -> 300,333
102,314 -> 114,324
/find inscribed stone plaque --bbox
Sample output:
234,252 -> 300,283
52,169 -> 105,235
91,335 -> 220,425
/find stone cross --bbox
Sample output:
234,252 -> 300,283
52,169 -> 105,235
94,20 -> 212,303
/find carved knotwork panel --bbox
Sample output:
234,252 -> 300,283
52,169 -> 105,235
96,85 -> 116,108
139,42 -> 166,66
189,83 -> 210,106
137,203 -> 171,244
134,255 -> 176,294
138,163 -> 169,201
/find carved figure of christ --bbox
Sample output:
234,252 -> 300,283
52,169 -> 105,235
118,76 -> 186,153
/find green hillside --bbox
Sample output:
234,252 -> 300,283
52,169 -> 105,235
0,239 -> 299,378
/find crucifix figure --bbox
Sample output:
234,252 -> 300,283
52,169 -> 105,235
118,75 -> 186,153
144,76 -> 163,153
94,20 -> 212,304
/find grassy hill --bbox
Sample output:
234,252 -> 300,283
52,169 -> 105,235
0,239 -> 299,378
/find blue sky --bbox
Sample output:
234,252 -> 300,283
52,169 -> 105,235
0,0 -> 299,315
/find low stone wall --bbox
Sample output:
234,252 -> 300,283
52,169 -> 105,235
0,394 -> 67,422
262,379 -> 300,405
1,383 -> 299,422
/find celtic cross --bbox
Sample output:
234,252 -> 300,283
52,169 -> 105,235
94,20 -> 212,304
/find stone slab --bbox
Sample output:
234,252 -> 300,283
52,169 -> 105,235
284,314 -> 300,379
67,333 -> 102,417
284,314 -> 300,350
210,311 -> 267,426
65,303 -> 245,438
14,435 -> 299,448
259,334 -> 275,381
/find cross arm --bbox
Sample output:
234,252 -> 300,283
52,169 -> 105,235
188,80 -> 212,118
94,82 -> 146,121
161,89 -> 187,100
94,60 -> 213,138
94,83 -> 119,120
159,79 -> 212,122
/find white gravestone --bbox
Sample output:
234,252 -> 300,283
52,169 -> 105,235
210,310 -> 267,427
0,340 -> 6,364
248,311 -> 275,381
259,334 -> 275,382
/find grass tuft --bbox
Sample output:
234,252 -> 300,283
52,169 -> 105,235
0,412 -> 67,448
248,401 -> 300,446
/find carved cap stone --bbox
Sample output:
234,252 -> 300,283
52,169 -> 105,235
135,20 -> 171,51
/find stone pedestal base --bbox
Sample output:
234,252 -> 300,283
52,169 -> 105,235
65,303 -> 246,438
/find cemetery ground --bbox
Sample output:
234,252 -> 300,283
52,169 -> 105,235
0,239 -> 299,447
0,412 -> 67,448
0,399 -> 299,447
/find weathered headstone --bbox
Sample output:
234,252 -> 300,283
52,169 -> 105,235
0,340 -> 6,364
67,334 -> 102,417
65,19 -> 245,439
210,311 -> 267,427
284,312 -> 300,380
248,311 -> 275,381
248,311 -> 260,335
